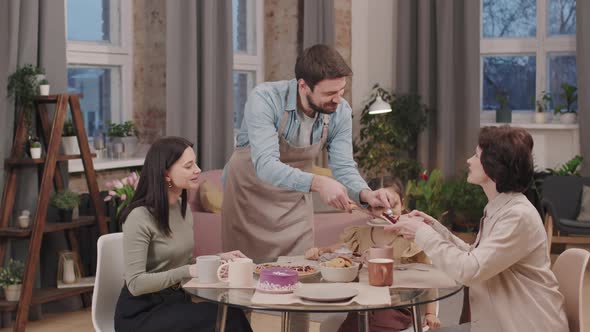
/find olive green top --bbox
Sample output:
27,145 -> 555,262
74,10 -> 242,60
123,203 -> 193,296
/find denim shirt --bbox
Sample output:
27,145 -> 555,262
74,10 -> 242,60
225,79 -> 369,203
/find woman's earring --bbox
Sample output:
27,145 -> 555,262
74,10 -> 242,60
168,181 -> 172,188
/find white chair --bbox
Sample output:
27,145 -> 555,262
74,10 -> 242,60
92,233 -> 125,332
552,248 -> 590,332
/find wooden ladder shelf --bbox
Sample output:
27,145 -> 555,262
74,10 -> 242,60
0,94 -> 108,331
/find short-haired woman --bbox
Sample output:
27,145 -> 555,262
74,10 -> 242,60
114,137 -> 252,331
389,126 -> 568,331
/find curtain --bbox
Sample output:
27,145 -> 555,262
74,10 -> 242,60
302,0 -> 335,168
395,0 -> 480,178
1,0 -> 73,315
166,0 -> 234,171
302,0 -> 335,49
577,1 -> 590,176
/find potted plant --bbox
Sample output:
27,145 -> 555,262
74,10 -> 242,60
50,190 -> 80,223
553,83 -> 577,124
0,259 -> 25,301
29,138 -> 42,159
61,120 -> 79,155
534,91 -> 552,124
108,121 -> 138,157
405,169 -> 449,222
6,64 -> 45,143
38,79 -> 50,96
354,85 -> 427,185
443,172 -> 487,243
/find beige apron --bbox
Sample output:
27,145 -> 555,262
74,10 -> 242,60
221,111 -> 329,259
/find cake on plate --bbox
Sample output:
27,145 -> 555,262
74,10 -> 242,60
256,267 -> 299,293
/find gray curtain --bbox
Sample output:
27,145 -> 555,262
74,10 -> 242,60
577,1 -> 590,176
396,0 -> 480,178
1,0 -> 74,315
302,0 -> 335,168
302,0 -> 335,49
166,0 -> 234,171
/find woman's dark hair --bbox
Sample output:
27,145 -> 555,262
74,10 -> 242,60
295,44 -> 352,91
119,136 -> 194,236
478,126 -> 534,193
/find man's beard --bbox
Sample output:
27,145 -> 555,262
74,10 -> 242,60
306,95 -> 338,114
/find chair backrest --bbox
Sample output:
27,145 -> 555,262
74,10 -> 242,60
543,176 -> 590,220
552,248 -> 590,332
92,233 -> 125,332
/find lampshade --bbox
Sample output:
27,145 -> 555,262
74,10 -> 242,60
368,95 -> 392,115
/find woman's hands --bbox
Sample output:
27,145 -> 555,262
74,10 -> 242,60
384,210 -> 437,240
189,264 -> 198,278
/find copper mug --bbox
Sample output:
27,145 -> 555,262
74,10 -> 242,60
368,258 -> 394,287
362,245 -> 393,265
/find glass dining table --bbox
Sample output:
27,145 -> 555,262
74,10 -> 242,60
183,262 -> 463,332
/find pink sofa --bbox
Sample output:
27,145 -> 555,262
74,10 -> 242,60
188,169 -> 372,256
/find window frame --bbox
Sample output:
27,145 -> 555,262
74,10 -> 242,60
232,0 -> 264,139
65,0 -> 134,127
480,0 -> 576,121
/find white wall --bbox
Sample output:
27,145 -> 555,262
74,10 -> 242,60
351,0 -> 397,137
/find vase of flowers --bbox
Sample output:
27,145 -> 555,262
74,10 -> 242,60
104,172 -> 140,217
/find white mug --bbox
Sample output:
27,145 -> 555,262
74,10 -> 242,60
196,255 -> 221,283
216,258 -> 254,288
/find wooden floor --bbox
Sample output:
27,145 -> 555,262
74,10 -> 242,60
2,256 -> 589,332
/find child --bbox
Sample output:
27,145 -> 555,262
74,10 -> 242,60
305,176 -> 441,331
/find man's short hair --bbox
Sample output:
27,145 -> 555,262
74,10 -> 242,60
478,126 -> 534,193
295,44 -> 352,91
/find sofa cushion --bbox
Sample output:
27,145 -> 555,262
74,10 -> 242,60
188,169 -> 223,212
200,181 -> 223,214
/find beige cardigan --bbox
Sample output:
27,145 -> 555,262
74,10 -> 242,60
415,192 -> 568,332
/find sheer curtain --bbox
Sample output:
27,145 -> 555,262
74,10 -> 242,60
166,0 -> 234,171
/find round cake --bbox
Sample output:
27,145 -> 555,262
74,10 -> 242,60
257,267 -> 299,293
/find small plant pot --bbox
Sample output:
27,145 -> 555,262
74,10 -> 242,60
30,147 -> 41,159
58,209 -> 73,223
39,84 -> 50,96
4,284 -> 22,301
17,215 -> 30,228
560,113 -> 577,124
534,112 -> 547,124
121,136 -> 138,157
61,136 -> 80,155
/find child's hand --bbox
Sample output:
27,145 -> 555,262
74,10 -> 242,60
424,313 -> 441,329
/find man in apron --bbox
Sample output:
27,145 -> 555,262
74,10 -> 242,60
222,44 -> 396,260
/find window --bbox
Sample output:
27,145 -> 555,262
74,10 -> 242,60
480,0 -> 576,118
232,0 -> 264,141
66,0 -> 133,138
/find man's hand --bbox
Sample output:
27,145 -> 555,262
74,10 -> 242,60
311,175 -> 351,212
359,188 -> 395,215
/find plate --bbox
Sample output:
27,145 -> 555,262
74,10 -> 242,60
255,263 -> 319,278
294,284 -> 358,302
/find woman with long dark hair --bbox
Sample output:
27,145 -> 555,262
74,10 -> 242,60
114,136 -> 251,331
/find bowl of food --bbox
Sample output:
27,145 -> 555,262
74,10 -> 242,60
319,256 -> 360,282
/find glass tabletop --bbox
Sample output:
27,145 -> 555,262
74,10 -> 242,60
183,273 -> 463,313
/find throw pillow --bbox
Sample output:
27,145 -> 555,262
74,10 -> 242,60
199,181 -> 223,214
576,185 -> 590,223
